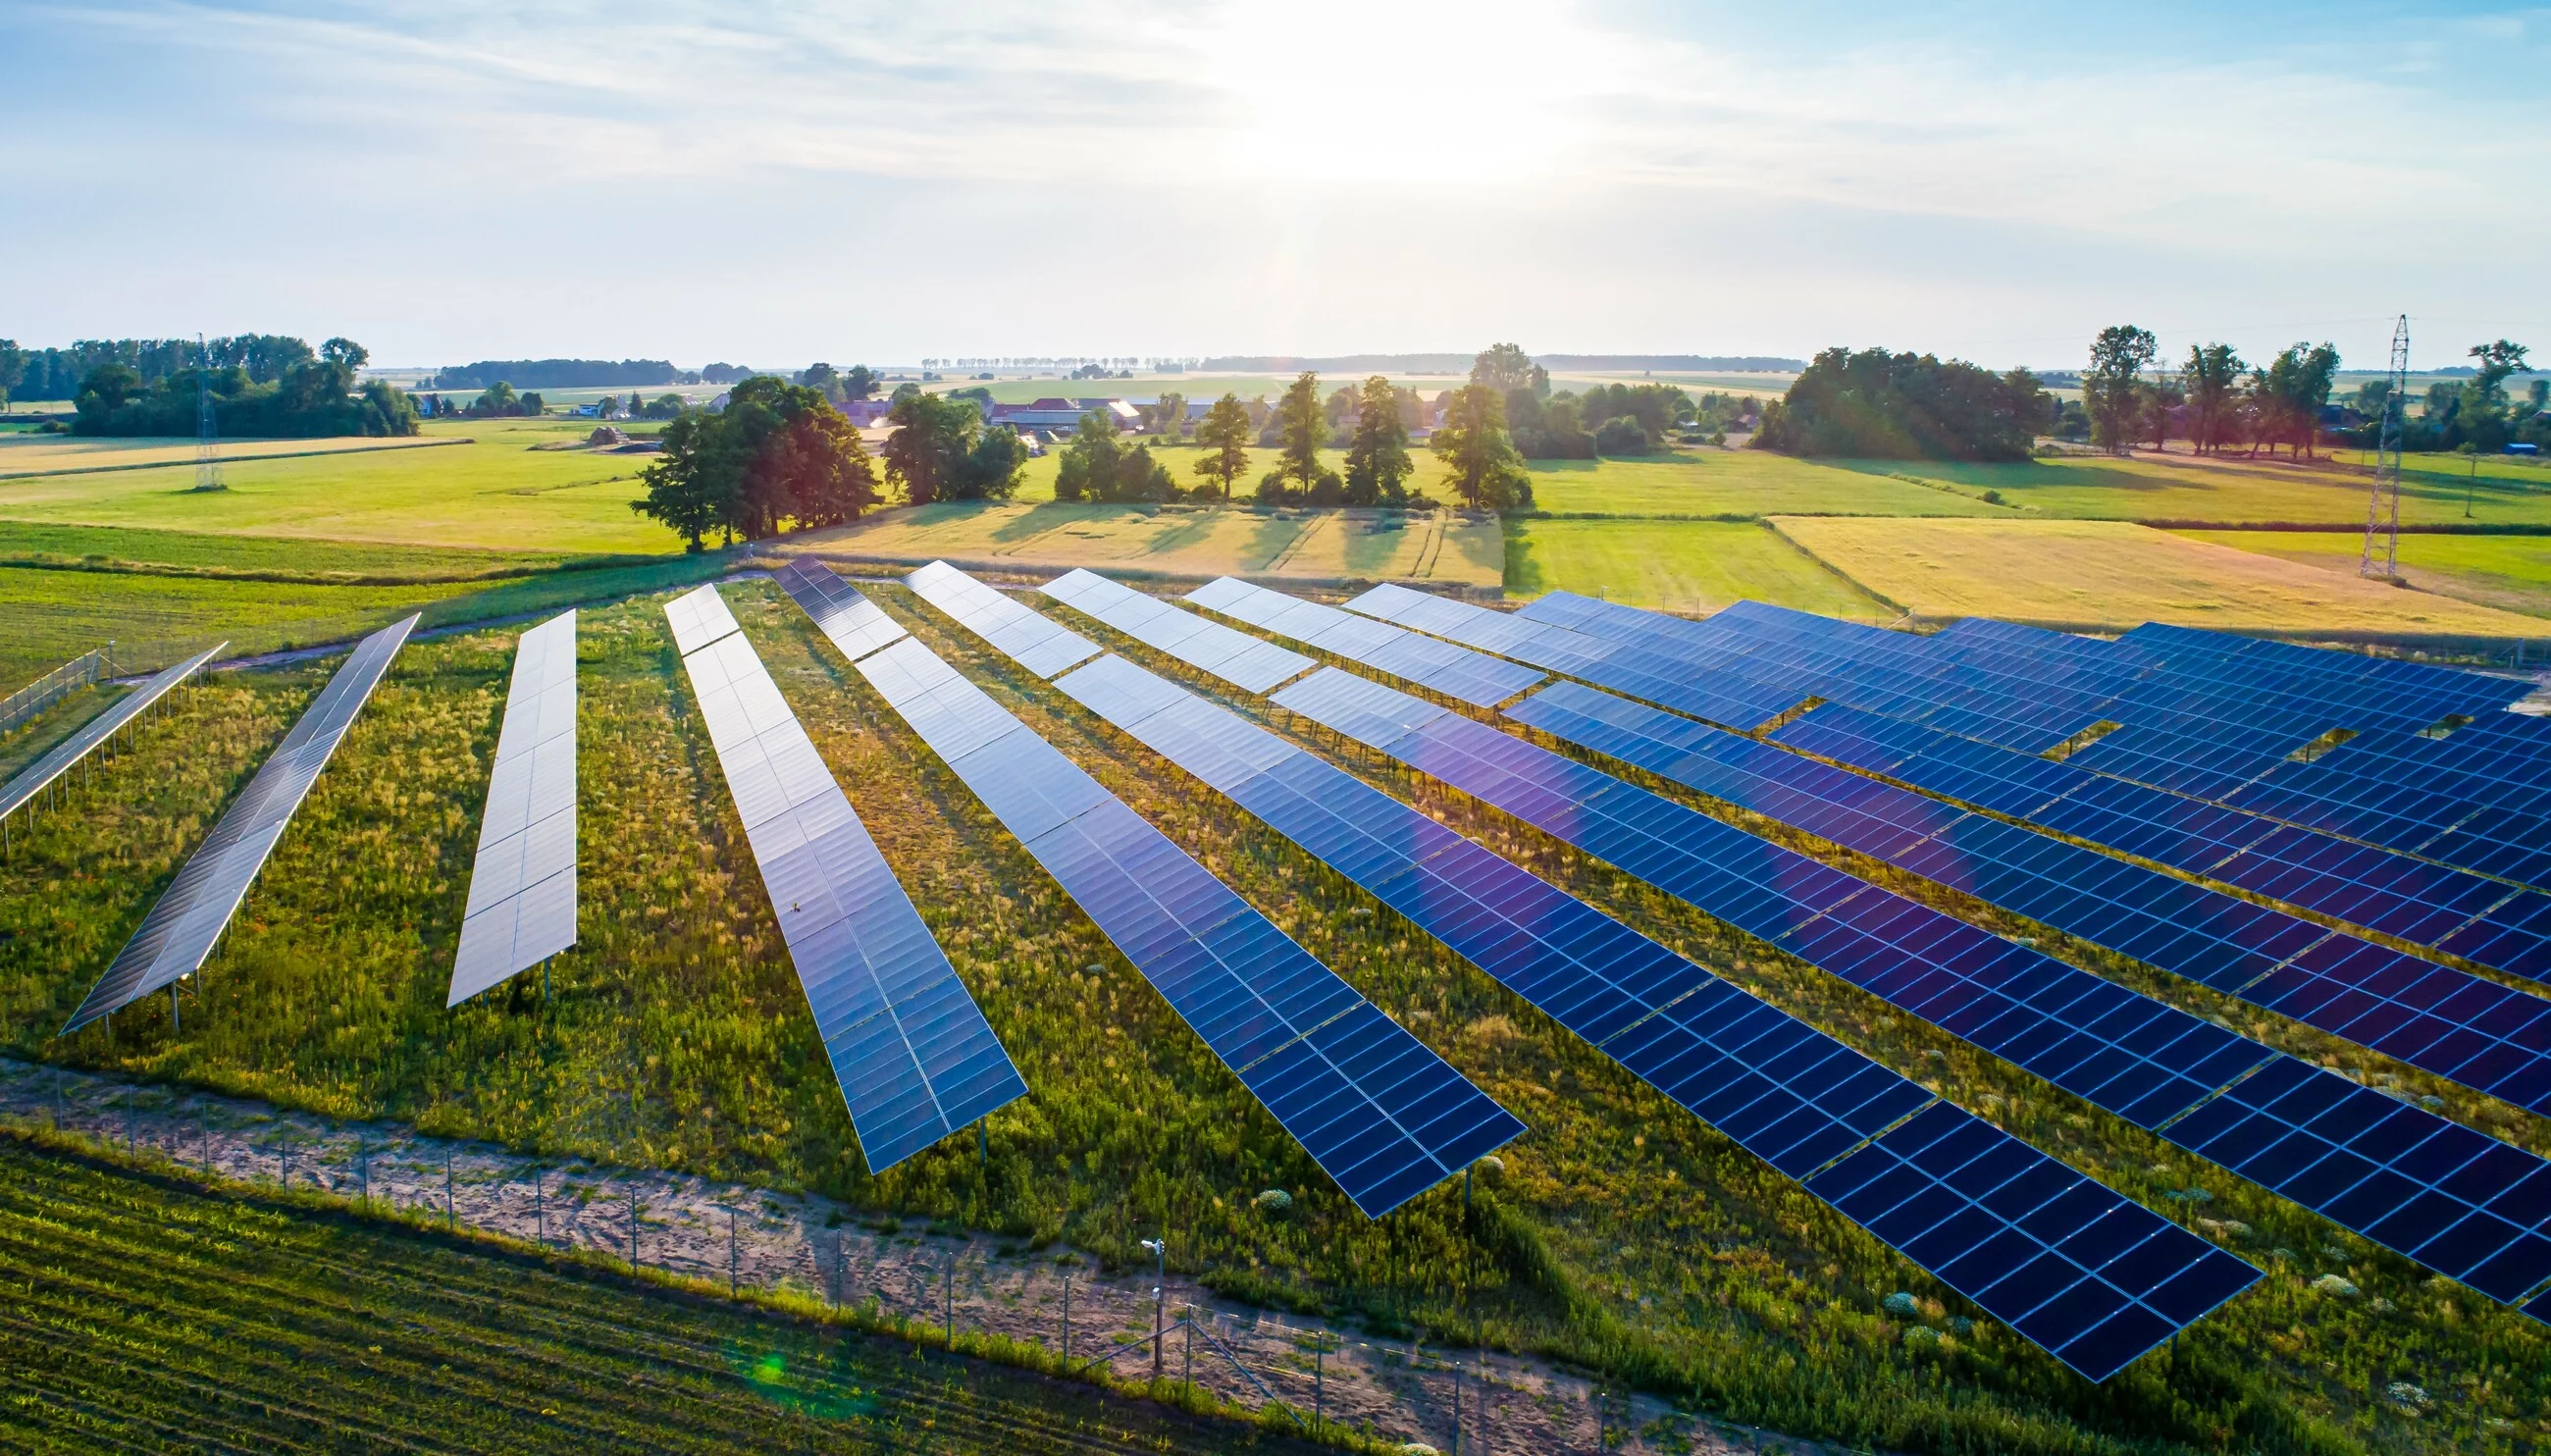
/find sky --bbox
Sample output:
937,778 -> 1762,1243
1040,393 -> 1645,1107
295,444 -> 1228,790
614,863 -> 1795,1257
3,0 -> 2545,374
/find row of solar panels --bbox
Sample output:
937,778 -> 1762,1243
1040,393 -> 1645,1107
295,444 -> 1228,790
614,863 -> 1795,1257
924,564 -> 2259,1380
1336,582 -> 2551,987
1020,568 -> 2551,1332
1532,593 -> 2551,898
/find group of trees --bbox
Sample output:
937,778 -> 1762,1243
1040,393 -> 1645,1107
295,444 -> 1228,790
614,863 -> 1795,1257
1752,347 -> 2050,461
2083,328 -> 2344,460
2363,341 -> 2545,453
65,338 -> 421,439
633,377 -> 885,549
795,362 -> 879,405
429,359 -> 689,391
0,334 -> 318,405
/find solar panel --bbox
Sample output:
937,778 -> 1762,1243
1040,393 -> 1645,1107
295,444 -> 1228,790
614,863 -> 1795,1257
1040,568 -> 1314,692
1,644 -> 225,828
1263,666 -> 2551,1308
905,559 -> 1100,678
1187,577 -> 1544,707
777,556 -> 910,660
1050,650 -> 2252,1379
1513,682 -> 2551,1118
448,610 -> 580,1007
63,616 -> 417,1034
663,584 -> 1024,1172
843,629 -> 1521,1217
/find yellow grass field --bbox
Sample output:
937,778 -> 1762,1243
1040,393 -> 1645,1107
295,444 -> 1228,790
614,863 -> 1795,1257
2175,530 -> 2551,621
1767,516 -> 2551,639
794,501 -> 1505,588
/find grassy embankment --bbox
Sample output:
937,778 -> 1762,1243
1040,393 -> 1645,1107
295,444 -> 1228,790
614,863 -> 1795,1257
0,1128 -> 1314,1453
5,583 -> 2546,1453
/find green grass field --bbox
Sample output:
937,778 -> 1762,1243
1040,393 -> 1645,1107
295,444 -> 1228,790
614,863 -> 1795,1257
1502,518 -> 1894,618
0,418 -> 687,553
0,1132 -> 1304,1453
1812,452 -> 2551,529
8,582 -> 2547,1454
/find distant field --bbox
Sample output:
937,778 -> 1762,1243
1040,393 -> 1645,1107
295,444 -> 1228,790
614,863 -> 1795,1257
799,501 -> 1504,589
1817,451 -> 2551,528
1523,450 -> 2006,518
1504,518 -> 1893,620
1770,516 -> 2551,638
0,433 -> 454,478
2178,529 -> 2551,621
2325,447 -> 2551,489
0,1136 -> 1278,1454
0,418 -> 685,553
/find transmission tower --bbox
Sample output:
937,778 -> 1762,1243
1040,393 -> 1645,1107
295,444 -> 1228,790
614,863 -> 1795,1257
194,335 -> 225,494
2359,314 -> 2408,579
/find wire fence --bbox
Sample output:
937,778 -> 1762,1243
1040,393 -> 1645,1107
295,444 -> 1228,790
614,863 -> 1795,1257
0,650 -> 104,736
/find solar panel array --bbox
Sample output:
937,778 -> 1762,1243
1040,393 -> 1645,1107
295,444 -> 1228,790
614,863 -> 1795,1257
849,621 -> 1520,1217
1185,576 -> 1545,706
665,584 -> 1025,1172
1507,682 -> 2551,1118
1347,585 -> 2551,981
1263,665 -> 2551,1307
779,556 -> 911,660
1040,568 -> 1313,692
0,644 -> 225,826
64,615 -> 418,1034
906,559 -> 1101,678
448,610 -> 579,1007
1048,649 -> 2252,1379
1502,591 -> 2551,899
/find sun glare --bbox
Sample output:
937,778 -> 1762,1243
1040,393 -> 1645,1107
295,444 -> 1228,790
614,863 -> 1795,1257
1201,0 -> 1586,182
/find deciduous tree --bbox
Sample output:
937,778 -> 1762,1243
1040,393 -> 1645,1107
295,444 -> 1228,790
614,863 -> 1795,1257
1258,371 -> 1342,503
632,375 -> 880,549
1470,342 -> 1547,397
2084,325 -> 2157,453
1191,393 -> 1251,500
2181,343 -> 2245,455
1431,384 -> 1533,509
1343,375 -> 1413,506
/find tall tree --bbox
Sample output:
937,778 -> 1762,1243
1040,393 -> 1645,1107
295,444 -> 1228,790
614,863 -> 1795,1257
2243,341 -> 2341,460
632,376 -> 877,548
1259,371 -> 1340,503
1431,384 -> 1533,509
2181,343 -> 2245,455
1343,374 -> 1413,506
1151,390 -> 1187,439
880,391 -> 978,504
2458,339 -> 2531,450
2083,325 -> 2157,453
1470,342 -> 1547,397
0,338 -> 25,413
1191,393 -> 1251,500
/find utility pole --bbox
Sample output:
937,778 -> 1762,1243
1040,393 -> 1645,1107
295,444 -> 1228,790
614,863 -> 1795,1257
2361,314 -> 2410,579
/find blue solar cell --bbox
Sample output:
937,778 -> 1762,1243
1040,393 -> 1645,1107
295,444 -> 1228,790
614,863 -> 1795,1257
1038,632 -> 2253,1375
677,585 -> 1024,1172
1258,665 -> 2551,1308
906,559 -> 1101,678
1041,568 -> 1315,692
821,569 -> 1520,1217
1188,577 -> 1544,706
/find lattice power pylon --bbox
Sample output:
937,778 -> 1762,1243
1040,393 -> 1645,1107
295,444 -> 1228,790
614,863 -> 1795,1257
2360,314 -> 2409,579
194,335 -> 224,494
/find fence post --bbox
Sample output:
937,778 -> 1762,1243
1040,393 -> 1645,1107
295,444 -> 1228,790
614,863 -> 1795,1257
727,1207 -> 738,1294
534,1168 -> 545,1246
1182,1306 -> 1192,1391
944,1256 -> 955,1344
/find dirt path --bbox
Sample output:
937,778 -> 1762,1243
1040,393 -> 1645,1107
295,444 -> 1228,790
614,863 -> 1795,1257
0,1057 -> 1856,1456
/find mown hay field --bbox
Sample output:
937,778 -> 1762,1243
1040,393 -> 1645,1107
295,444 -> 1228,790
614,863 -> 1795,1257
799,502 -> 1503,589
0,1133 -> 1300,1454
8,581 -> 2549,1453
0,418 -> 685,554
1502,518 -> 1893,619
2175,529 -> 2551,622
1769,516 -> 2551,638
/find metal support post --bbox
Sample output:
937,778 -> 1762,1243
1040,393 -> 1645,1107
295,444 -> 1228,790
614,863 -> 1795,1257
1061,1275 -> 1071,1364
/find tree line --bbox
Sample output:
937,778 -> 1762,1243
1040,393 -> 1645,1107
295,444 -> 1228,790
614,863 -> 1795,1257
63,338 -> 420,440
0,334 -> 321,407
